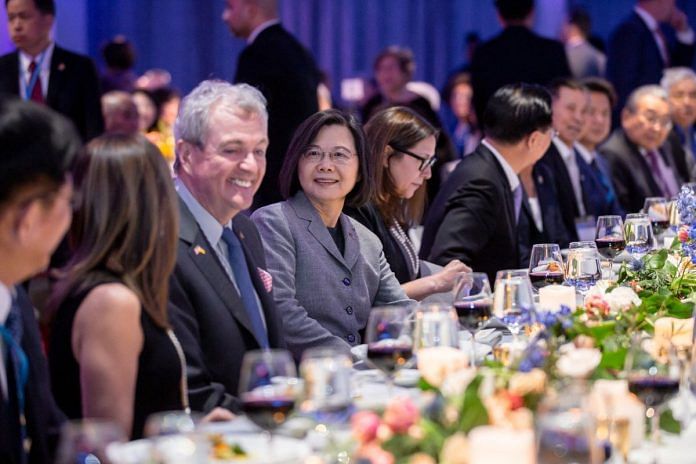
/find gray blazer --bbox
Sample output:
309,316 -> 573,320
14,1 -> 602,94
251,191 -> 413,359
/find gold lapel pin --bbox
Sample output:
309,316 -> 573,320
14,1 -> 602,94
194,245 -> 206,255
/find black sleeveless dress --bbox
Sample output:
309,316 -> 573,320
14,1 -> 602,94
48,271 -> 183,438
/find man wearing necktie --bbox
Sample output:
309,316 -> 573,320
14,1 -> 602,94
0,0 -> 103,141
600,85 -> 688,214
0,97 -> 78,464
662,67 -> 696,181
168,80 -> 286,415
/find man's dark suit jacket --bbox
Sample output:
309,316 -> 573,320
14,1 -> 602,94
0,46 -> 103,141
599,128 -> 685,214
234,24 -> 320,209
0,287 -> 64,464
169,199 -> 285,413
518,163 -> 570,266
538,143 -> 581,243
419,143 -> 519,283
607,12 -> 696,112
470,25 -> 571,123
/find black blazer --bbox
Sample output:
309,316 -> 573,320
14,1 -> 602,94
538,142 -> 581,243
169,198 -> 285,413
234,24 -> 320,209
599,128 -> 683,214
607,12 -> 696,111
420,143 -> 519,283
0,46 -> 103,141
0,287 -> 65,464
470,26 -> 571,123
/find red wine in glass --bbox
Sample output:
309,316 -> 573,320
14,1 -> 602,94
651,220 -> 670,236
241,396 -> 295,431
595,237 -> 626,259
453,299 -> 492,332
628,376 -> 679,408
366,343 -> 413,376
528,271 -> 565,290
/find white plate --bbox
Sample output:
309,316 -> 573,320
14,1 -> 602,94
106,433 -> 311,464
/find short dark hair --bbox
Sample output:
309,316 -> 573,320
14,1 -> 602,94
373,46 -> 416,79
581,77 -> 617,108
5,0 -> 55,15
442,72 -> 472,107
568,8 -> 591,37
102,36 -> 135,70
0,96 -> 79,210
279,109 -> 372,208
482,83 -> 552,144
547,77 -> 587,100
495,0 -> 534,21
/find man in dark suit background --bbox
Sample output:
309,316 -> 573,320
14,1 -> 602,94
420,83 -> 553,283
0,97 -> 79,464
606,0 -> 695,115
223,0 -> 320,209
169,80 -> 285,414
600,84 -> 687,214
0,0 -> 103,141
470,0 -> 570,123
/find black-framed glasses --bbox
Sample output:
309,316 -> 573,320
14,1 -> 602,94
388,144 -> 437,172
301,148 -> 355,165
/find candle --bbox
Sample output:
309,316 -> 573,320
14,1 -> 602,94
590,379 -> 645,449
468,426 -> 535,464
538,284 -> 576,312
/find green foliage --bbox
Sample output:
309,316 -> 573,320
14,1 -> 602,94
457,376 -> 489,434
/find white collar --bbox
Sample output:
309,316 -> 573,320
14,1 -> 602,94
482,139 -> 520,191
552,136 -> 575,161
175,178 -> 233,247
247,19 -> 280,44
0,282 -> 12,325
574,142 -> 595,164
19,41 -> 54,74
634,5 -> 659,32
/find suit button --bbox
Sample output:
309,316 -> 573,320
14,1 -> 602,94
345,306 -> 353,315
347,334 -> 356,343
342,277 -> 351,286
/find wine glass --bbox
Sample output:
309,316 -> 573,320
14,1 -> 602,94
413,304 -> 459,351
493,274 -> 535,346
595,216 -> 625,279
144,410 -> 203,437
239,349 -> 299,453
624,335 -> 680,461
565,243 -> 602,295
365,306 -> 414,390
643,196 -> 670,238
56,419 -> 127,464
527,244 -> 564,292
452,272 -> 492,365
624,213 -> 653,260
299,347 -> 353,424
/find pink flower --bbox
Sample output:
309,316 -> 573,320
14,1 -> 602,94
584,294 -> 610,319
351,410 -> 381,444
356,443 -> 395,464
679,226 -> 689,243
383,397 -> 420,433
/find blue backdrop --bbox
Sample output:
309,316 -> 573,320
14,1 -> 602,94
1,0 -> 695,101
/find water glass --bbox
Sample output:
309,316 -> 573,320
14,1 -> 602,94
643,196 -> 670,237
565,246 -> 601,294
493,274 -> 535,344
624,213 -> 653,258
300,347 -> 353,424
527,243 -> 564,292
412,304 -> 459,351
56,419 -> 127,464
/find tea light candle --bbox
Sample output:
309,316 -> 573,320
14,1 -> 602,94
538,284 -> 576,312
468,426 -> 535,464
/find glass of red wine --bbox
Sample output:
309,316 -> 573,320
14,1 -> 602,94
643,196 -> 670,239
527,244 -> 564,292
452,273 -> 492,366
625,335 -> 680,459
365,306 -> 414,391
239,349 -> 299,453
595,215 -> 625,278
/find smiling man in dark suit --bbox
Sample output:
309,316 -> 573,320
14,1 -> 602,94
420,84 -> 553,283
169,80 -> 285,414
0,0 -> 103,141
222,0 -> 320,210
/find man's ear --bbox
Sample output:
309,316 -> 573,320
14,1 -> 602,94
12,201 -> 42,246
176,140 -> 195,175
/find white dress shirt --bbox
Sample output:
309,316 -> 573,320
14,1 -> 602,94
18,42 -> 54,100
553,137 -> 586,217
0,282 -> 13,399
482,139 -> 520,192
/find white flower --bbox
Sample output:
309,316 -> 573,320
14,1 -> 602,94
583,283 -> 640,314
557,347 -> 601,378
417,347 -> 469,388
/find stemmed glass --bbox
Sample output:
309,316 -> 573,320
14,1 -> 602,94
624,213 -> 653,260
412,304 -> 459,351
452,273 -> 492,365
56,419 -> 127,464
643,196 -> 670,239
300,347 -> 353,424
239,349 -> 300,452
527,244 -> 564,292
365,306 -> 414,391
595,215 -> 625,278
493,272 -> 535,346
625,335 -> 680,461
565,242 -> 602,295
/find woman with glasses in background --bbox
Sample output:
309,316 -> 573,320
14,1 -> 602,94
346,107 -> 469,301
252,109 -> 413,360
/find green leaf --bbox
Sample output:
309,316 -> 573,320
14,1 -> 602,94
598,347 -> 627,371
644,250 -> 668,270
418,377 -> 439,392
663,297 -> 694,319
586,321 -> 617,344
458,376 -> 489,434
660,409 -> 681,434
419,419 -> 447,458
381,434 -> 421,460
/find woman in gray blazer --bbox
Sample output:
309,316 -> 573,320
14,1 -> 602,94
251,110 -> 413,360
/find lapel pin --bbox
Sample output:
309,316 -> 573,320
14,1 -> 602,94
193,245 -> 206,255
238,231 -> 245,240
58,63 -> 65,71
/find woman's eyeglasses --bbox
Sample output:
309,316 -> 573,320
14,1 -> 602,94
388,144 -> 437,172
301,148 -> 355,165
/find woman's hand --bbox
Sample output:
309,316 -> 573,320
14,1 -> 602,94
433,260 -> 471,293
202,407 -> 235,423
